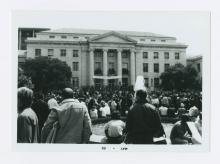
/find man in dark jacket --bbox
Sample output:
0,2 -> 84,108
126,89 -> 162,144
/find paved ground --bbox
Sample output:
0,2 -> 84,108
92,123 -> 174,139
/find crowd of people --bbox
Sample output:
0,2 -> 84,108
17,85 -> 202,144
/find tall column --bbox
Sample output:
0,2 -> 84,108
89,49 -> 94,86
103,49 -> 108,86
117,49 -> 122,84
130,49 -> 136,86
136,50 -> 142,76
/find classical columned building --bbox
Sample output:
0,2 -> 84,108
25,28 -> 188,89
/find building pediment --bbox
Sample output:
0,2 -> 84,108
89,31 -> 137,44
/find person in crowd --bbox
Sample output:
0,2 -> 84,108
17,87 -> 39,143
159,104 -> 168,116
195,112 -> 202,136
125,90 -> 162,144
170,114 -> 192,144
90,105 -> 98,119
41,88 -> 92,143
32,92 -> 50,137
104,111 -> 126,144
177,103 -> 186,117
110,97 -> 117,112
99,101 -> 111,118
188,106 -> 200,121
47,98 -> 59,110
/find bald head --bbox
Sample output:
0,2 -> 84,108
62,88 -> 74,99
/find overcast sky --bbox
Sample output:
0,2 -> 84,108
13,11 -> 210,57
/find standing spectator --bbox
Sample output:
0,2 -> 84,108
126,90 -> 162,144
41,88 -> 92,143
17,87 -> 39,143
32,92 -> 50,137
47,98 -> 59,110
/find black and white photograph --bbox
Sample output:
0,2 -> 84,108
12,11 -> 210,151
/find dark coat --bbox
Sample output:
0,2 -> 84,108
126,102 -> 162,144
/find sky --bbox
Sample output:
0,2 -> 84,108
13,11 -> 210,57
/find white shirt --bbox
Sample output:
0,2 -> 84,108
159,106 -> 168,116
104,120 -> 125,137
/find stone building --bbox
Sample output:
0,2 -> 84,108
187,55 -> 202,80
25,28 -> 188,89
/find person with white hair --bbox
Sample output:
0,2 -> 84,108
17,87 -> 39,143
47,98 -> 59,110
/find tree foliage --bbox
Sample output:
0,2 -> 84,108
18,67 -> 34,89
22,57 -> 72,93
160,63 -> 201,91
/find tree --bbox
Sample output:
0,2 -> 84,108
22,57 -> 72,93
18,67 -> 34,89
160,63 -> 200,91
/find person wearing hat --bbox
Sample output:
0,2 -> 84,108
104,111 -> 125,144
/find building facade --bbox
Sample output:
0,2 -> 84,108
187,55 -> 202,80
26,28 -> 188,89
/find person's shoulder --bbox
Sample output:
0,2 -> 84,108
145,103 -> 156,111
20,108 -> 37,117
18,108 -> 38,123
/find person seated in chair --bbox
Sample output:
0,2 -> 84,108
104,111 -> 125,144
170,114 -> 192,144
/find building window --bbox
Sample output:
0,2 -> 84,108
73,50 -> 79,57
151,39 -> 156,42
122,51 -> 129,58
48,49 -> 54,57
161,40 -> 166,42
72,77 -> 79,88
49,35 -> 55,38
73,36 -> 79,39
154,52 -> 159,59
122,63 -> 128,75
95,51 -> 102,58
95,79 -> 103,88
94,62 -> 102,75
108,63 -> 115,75
154,78 -> 160,88
164,64 -> 170,72
61,35 -> 67,39
164,52 -> 169,59
60,49 -> 66,57
143,63 -> 148,72
144,78 -> 149,87
197,63 -> 201,72
175,52 -> 180,59
35,49 -> 41,57
122,78 -> 128,86
143,52 -> 148,59
108,52 -> 115,57
154,63 -> 159,73
140,38 -> 146,41
72,62 -> 79,71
